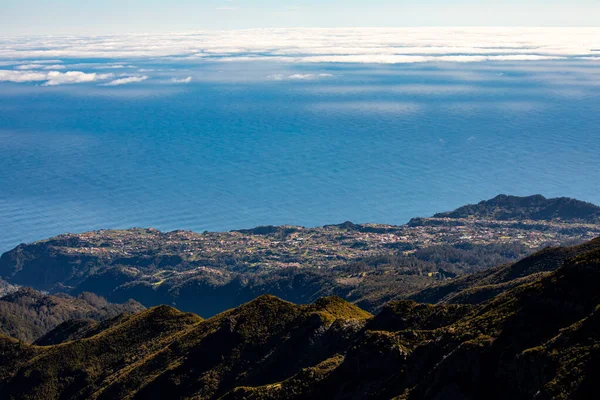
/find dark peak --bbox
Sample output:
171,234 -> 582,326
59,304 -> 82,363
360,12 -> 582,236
97,305 -> 201,340
485,193 -> 547,205
234,225 -> 279,235
204,295 -> 303,344
381,299 -> 422,314
324,221 -> 400,234
76,291 -> 109,307
369,300 -> 471,332
434,194 -> 600,222
1,287 -> 49,302
142,304 -> 190,319
166,229 -> 194,236
206,294 -> 299,327
217,295 -> 372,327
33,319 -> 97,346
313,295 -> 349,307
324,221 -> 361,230
233,226 -> 300,236
234,294 -> 295,313
310,296 -> 372,321
209,295 -> 371,344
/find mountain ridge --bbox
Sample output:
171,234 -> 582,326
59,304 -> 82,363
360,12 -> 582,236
432,194 -> 600,222
0,237 -> 599,398
410,236 -> 600,304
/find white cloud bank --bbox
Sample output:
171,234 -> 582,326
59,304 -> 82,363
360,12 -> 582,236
16,63 -> 66,70
269,73 -> 334,81
171,76 -> 193,84
0,28 -> 598,64
101,75 -> 148,86
0,70 -> 114,85
0,70 -> 48,83
46,71 -> 113,86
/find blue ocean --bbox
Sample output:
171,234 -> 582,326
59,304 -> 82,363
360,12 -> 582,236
1,60 -> 600,252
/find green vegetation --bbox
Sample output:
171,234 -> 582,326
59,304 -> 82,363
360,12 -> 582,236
410,237 -> 600,305
0,288 -> 145,342
0,237 -> 599,399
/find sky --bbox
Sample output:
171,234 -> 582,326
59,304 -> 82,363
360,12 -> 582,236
1,0 -> 600,36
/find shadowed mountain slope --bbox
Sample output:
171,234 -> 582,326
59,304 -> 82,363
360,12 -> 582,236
410,236 -> 600,305
0,288 -> 145,342
0,237 -> 599,399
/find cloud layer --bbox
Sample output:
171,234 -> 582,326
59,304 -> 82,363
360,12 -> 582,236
171,76 -> 192,84
0,28 -> 599,63
269,73 -> 334,81
1,28 -> 598,87
102,75 -> 148,86
0,70 -> 113,85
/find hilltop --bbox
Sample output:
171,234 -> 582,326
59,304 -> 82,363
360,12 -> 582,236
432,194 -> 600,222
0,195 -> 598,318
0,237 -> 599,399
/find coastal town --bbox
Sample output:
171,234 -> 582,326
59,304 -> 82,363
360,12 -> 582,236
42,215 -> 600,273
3,196 -> 600,322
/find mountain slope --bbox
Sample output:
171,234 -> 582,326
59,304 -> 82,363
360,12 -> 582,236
0,238 -> 599,399
0,278 -> 17,298
434,194 -> 600,222
0,295 -> 370,400
410,236 -> 600,305
0,288 -> 145,342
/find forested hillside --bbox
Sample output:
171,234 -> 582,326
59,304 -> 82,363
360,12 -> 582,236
0,288 -> 144,342
0,238 -> 599,399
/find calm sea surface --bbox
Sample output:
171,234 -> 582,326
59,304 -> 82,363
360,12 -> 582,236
1,61 -> 599,252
